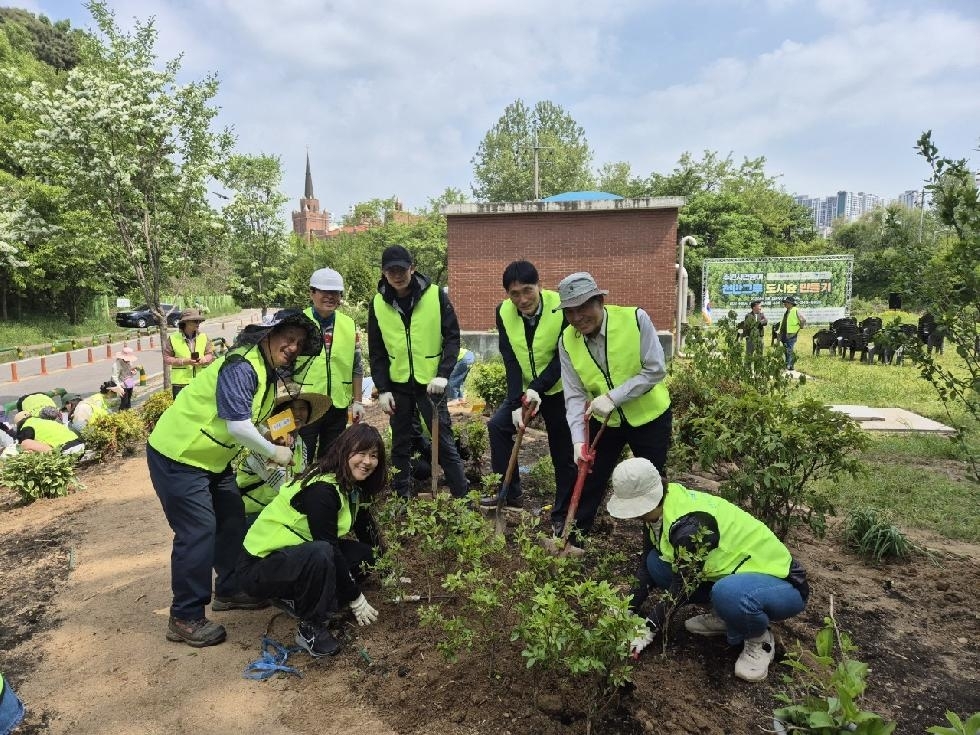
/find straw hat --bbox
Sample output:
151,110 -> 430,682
114,346 -> 138,362
607,458 -> 664,519
178,308 -> 206,325
272,383 -> 332,426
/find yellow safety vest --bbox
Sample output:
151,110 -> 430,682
237,443 -> 306,516
785,307 -> 802,336
243,472 -> 356,558
169,331 -> 209,386
21,417 -> 79,450
148,346 -> 277,472
498,289 -> 564,395
294,308 -> 355,408
561,305 -> 670,428
372,286 -> 442,385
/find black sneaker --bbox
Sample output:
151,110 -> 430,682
212,592 -> 270,611
296,621 -> 340,657
166,616 -> 227,647
478,494 -> 523,508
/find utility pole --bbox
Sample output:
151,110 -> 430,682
533,136 -> 552,200
918,188 -> 926,244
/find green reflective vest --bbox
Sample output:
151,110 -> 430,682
148,346 -> 277,472
499,289 -> 564,395
169,331 -> 209,386
372,286 -> 442,385
294,308 -> 355,408
561,305 -> 670,428
22,393 -> 56,417
653,484 -> 792,581
237,443 -> 306,516
21,417 -> 79,450
785,307 -> 802,336
80,393 -> 110,418
243,472 -> 355,558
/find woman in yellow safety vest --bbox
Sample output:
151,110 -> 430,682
238,423 -> 387,658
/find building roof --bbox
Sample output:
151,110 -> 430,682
542,190 -> 623,202
441,196 -> 685,216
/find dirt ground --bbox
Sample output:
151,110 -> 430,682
1,405 -> 978,734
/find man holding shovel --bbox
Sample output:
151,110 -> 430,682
480,261 -> 576,520
556,272 -> 671,542
367,245 -> 468,499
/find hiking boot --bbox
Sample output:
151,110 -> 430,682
166,616 -> 226,647
479,494 -> 523,508
295,621 -> 340,658
211,592 -> 270,611
684,611 -> 728,637
735,629 -> 775,682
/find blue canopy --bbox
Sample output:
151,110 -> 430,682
541,191 -> 624,202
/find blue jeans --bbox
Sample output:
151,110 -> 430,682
783,334 -> 798,370
646,552 -> 805,644
447,350 -> 475,400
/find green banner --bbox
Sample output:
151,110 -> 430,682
702,255 -> 853,324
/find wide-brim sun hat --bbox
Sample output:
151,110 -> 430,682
607,457 -> 664,519
114,347 -> 138,362
782,296 -> 798,305
553,272 -> 609,311
234,308 -> 321,357
273,384 -> 332,426
178,308 -> 206,325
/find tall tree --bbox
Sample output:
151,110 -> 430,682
220,153 -> 291,317
8,0 -> 233,385
471,99 -> 594,202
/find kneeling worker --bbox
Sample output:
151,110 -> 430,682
607,457 -> 809,682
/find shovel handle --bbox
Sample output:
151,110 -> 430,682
560,415 -> 609,544
429,394 -> 444,496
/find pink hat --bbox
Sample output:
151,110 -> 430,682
114,346 -> 138,362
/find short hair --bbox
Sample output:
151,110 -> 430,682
502,260 -> 539,291
750,300 -> 762,308
305,423 -> 387,497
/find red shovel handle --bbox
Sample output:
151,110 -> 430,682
560,415 -> 609,544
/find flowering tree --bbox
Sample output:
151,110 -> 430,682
8,0 -> 232,384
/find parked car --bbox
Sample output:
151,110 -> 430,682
115,303 -> 181,329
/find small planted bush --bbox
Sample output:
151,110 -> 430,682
137,389 -> 173,432
82,411 -> 147,460
469,359 -> 507,410
842,507 -> 914,562
522,454 -> 555,498
1,451 -> 82,502
463,420 -> 488,470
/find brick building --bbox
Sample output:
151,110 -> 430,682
443,197 -> 684,335
291,153 -> 331,240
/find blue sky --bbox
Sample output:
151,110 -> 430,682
21,0 -> 980,220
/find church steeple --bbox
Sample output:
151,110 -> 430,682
304,151 -> 314,199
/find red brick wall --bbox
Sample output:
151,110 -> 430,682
447,209 -> 679,332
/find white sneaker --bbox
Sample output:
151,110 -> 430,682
684,612 -> 728,636
735,629 -> 775,682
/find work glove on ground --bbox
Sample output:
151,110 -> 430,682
522,388 -> 541,413
349,593 -> 379,626
427,377 -> 448,396
588,394 -> 616,420
378,392 -> 396,415
350,401 -> 366,423
269,445 -> 294,467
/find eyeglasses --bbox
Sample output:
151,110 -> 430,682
311,289 -> 342,299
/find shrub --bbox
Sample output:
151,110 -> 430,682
138,389 -> 173,432
463,420 -> 488,470
1,451 -> 82,502
842,508 -> 914,562
522,454 -> 555,498
469,359 -> 507,410
82,411 -> 147,460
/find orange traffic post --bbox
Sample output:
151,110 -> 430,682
136,337 -> 142,352
149,336 -> 155,349
40,357 -> 48,376
87,348 -> 94,363
106,344 -> 112,359
10,363 -> 18,382
66,352 -> 72,369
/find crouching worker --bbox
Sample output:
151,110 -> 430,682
15,401 -> 85,456
237,389 -> 331,527
607,457 -> 809,682
238,423 -> 387,658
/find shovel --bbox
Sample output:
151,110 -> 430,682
417,394 -> 444,500
543,414 -> 609,557
493,404 -> 532,536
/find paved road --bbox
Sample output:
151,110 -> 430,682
0,310 -> 263,408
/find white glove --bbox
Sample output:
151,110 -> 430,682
350,401 -> 366,423
512,406 -> 526,429
630,624 -> 656,658
349,593 -> 379,626
427,377 -> 448,396
574,442 -> 587,464
378,392 -> 396,415
589,394 -> 616,419
523,388 -> 541,413
269,445 -> 294,467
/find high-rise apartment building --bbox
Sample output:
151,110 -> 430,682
794,190 -> 885,233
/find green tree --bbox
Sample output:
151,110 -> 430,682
7,0 -> 233,385
471,99 -> 593,202
594,161 -> 650,198
220,153 -> 291,316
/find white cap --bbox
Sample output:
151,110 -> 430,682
310,268 -> 344,291
607,457 -> 664,519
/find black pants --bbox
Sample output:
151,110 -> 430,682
146,445 -> 246,620
487,392 -> 576,517
119,386 -> 134,410
299,405 -> 349,461
556,408 -> 672,537
172,384 -> 187,399
237,541 -> 338,624
389,383 -> 467,498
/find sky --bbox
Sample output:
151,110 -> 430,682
20,0 -> 980,220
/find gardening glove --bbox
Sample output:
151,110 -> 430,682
378,392 -> 396,415
574,442 -> 593,465
269,445 -> 294,467
349,593 -> 379,626
427,377 -> 448,396
511,406 -> 527,430
350,401 -> 366,423
630,617 -> 659,658
588,394 -> 616,420
522,388 -> 542,415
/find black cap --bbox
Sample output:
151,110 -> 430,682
381,245 -> 413,270
783,296 -> 798,305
